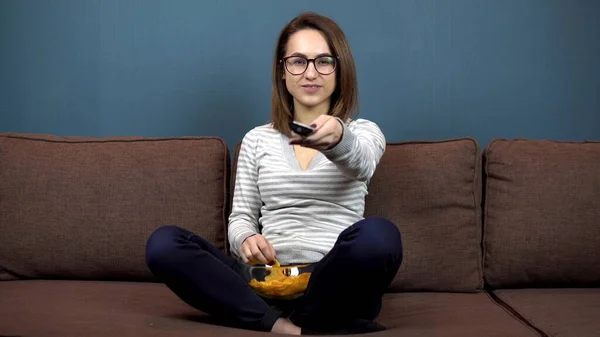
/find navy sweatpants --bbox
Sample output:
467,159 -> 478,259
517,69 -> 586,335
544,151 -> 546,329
145,217 -> 402,332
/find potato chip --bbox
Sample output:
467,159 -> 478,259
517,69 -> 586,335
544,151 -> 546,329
249,259 -> 311,297
249,273 -> 311,297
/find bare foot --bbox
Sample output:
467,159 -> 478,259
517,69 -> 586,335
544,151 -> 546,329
271,317 -> 301,335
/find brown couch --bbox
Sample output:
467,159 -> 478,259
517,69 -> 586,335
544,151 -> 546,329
0,132 -> 598,337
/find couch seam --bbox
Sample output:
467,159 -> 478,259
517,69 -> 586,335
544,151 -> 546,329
481,144 -> 488,288
481,138 -> 499,288
219,138 -> 231,255
0,138 -> 18,279
225,141 -> 243,258
486,290 -> 549,337
468,138 -> 485,292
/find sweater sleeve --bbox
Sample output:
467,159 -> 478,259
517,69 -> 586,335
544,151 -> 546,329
227,130 -> 262,258
321,118 -> 386,182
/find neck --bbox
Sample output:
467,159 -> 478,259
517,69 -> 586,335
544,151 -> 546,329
293,100 -> 331,125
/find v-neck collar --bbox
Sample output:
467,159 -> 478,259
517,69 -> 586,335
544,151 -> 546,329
280,133 -> 324,171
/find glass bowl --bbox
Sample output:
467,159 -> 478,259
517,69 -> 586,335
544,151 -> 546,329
247,263 -> 313,300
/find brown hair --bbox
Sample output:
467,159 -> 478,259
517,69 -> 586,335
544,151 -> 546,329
271,12 -> 359,135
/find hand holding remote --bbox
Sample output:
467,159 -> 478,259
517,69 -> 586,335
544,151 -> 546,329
289,115 -> 343,151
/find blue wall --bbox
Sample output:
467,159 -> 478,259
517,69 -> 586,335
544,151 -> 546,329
1,0 -> 599,150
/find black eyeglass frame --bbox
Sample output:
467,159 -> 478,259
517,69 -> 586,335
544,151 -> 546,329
280,55 -> 339,75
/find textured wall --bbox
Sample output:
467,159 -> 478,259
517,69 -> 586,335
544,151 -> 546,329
1,0 -> 598,149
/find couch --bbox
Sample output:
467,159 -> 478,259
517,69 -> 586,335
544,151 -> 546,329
0,132 -> 598,337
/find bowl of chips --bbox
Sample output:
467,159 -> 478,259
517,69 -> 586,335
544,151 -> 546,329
247,259 -> 312,300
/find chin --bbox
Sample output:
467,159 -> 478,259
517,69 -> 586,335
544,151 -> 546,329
295,96 -> 328,109
299,100 -> 323,108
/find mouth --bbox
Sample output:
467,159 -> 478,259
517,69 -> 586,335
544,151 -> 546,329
301,84 -> 321,93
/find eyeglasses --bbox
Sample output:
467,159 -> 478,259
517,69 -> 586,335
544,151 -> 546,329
281,55 -> 337,75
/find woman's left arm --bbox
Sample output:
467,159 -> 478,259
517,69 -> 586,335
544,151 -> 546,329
290,116 -> 386,182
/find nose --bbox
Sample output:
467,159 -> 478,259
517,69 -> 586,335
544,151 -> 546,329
304,60 -> 318,79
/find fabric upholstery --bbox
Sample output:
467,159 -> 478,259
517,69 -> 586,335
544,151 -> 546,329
493,288 -> 600,337
0,280 -> 540,337
483,139 -> 600,288
0,133 -> 230,281
364,139 -> 483,292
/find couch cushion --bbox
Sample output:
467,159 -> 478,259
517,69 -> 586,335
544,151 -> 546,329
0,280 -> 539,337
379,292 -> 540,337
0,133 -> 230,281
0,280 -> 241,337
492,288 -> 600,337
364,138 -> 483,292
483,139 -> 600,288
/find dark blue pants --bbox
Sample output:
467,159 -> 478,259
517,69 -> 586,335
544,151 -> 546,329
145,217 -> 402,332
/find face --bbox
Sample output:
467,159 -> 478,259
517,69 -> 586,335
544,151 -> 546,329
282,29 -> 336,114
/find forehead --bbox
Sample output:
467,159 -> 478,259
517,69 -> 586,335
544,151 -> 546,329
285,29 -> 331,56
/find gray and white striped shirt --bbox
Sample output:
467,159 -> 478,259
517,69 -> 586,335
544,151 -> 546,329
228,118 -> 386,265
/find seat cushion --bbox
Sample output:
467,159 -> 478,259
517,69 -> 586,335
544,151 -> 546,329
0,280 -> 244,337
483,139 -> 600,288
0,280 -> 539,337
0,133 -> 230,281
378,291 -> 540,337
493,288 -> 600,337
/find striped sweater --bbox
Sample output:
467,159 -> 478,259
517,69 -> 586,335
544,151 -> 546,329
228,118 -> 386,265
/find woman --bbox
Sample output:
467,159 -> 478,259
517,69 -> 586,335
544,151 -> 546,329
146,11 -> 402,335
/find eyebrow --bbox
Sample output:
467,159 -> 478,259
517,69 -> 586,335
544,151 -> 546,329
289,52 -> 334,58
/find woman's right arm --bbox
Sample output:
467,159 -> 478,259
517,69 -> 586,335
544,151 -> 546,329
227,131 -> 264,259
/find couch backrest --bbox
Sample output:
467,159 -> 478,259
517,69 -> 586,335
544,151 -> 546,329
231,138 -> 483,293
5,132 -> 596,290
483,139 -> 600,288
364,138 -> 483,292
0,133 -> 229,281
